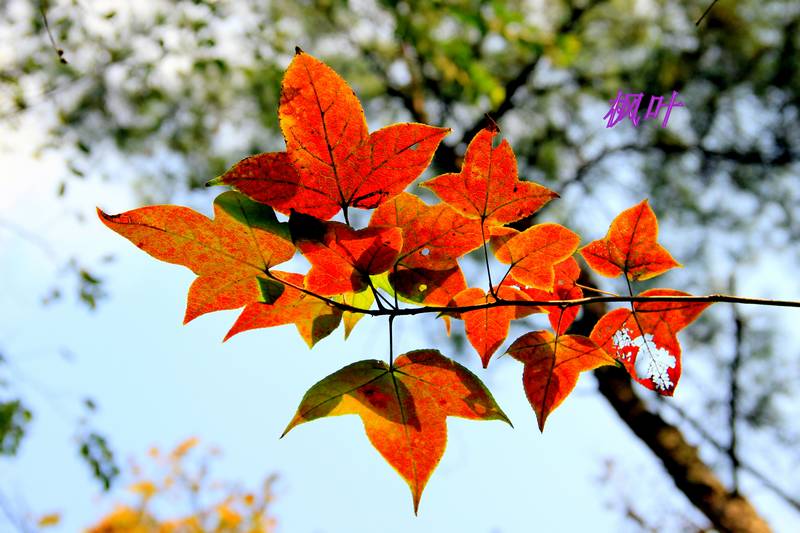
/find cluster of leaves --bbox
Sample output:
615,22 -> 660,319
98,51 -> 711,513
85,438 -> 277,533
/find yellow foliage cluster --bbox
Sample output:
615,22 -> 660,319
84,438 -> 277,533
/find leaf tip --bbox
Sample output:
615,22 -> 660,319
205,175 -> 223,187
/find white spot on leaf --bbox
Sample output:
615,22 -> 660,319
612,327 -> 676,391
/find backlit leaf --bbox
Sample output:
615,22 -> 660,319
370,192 -> 483,270
282,350 -> 510,513
506,331 -> 614,430
590,289 -> 711,395
580,200 -> 681,281
97,192 -> 294,324
211,52 -> 448,219
452,286 -> 537,367
296,221 -> 402,296
423,126 -> 556,225
342,289 -> 375,339
225,272 -> 342,348
489,224 -> 580,291
508,258 -> 583,334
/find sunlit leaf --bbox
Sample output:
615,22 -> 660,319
370,192 -> 483,270
590,289 -> 711,395
282,350 -> 510,513
296,222 -> 402,296
506,331 -> 614,430
580,200 -> 681,281
490,224 -> 580,291
225,272 -> 342,348
423,126 -> 556,225
452,286 -> 537,367
97,192 -> 294,324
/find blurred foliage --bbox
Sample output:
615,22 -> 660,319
0,399 -> 32,456
79,431 -> 120,492
85,438 -> 277,533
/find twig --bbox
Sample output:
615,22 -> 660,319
696,0 -> 721,26
39,2 -> 68,64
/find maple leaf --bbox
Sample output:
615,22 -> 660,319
295,221 -> 402,296
506,331 -> 615,431
370,192 -> 483,270
452,286 -> 538,367
590,289 -> 711,395
225,272 -> 343,348
97,192 -> 294,324
580,199 -> 681,281
489,224 -> 581,291
507,257 -> 583,334
211,51 -> 449,219
423,125 -> 557,226
341,289 -> 375,339
281,349 -> 510,513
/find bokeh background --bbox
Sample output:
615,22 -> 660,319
1,0 -> 799,531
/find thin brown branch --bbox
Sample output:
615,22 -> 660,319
265,269 -> 800,318
39,2 -> 68,64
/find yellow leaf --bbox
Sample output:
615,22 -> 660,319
37,513 -> 61,527
171,437 -> 199,458
129,481 -> 157,497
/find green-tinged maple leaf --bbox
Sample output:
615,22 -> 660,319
590,289 -> 711,395
580,200 -> 681,281
97,192 -> 294,324
282,349 -> 510,513
423,125 -> 556,225
506,331 -> 614,431
489,224 -> 580,291
225,271 -> 342,348
342,289 -> 375,339
210,51 -> 449,219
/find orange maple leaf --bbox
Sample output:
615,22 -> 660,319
452,286 -> 538,367
423,125 -> 556,226
590,289 -> 711,395
506,331 -> 615,430
211,51 -> 449,220
225,272 -> 343,348
580,199 -> 681,281
97,192 -> 294,324
505,257 -> 583,334
281,350 -> 511,513
489,224 -> 580,291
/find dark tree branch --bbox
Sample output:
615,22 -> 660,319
729,277 -> 743,495
659,400 -> 800,514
